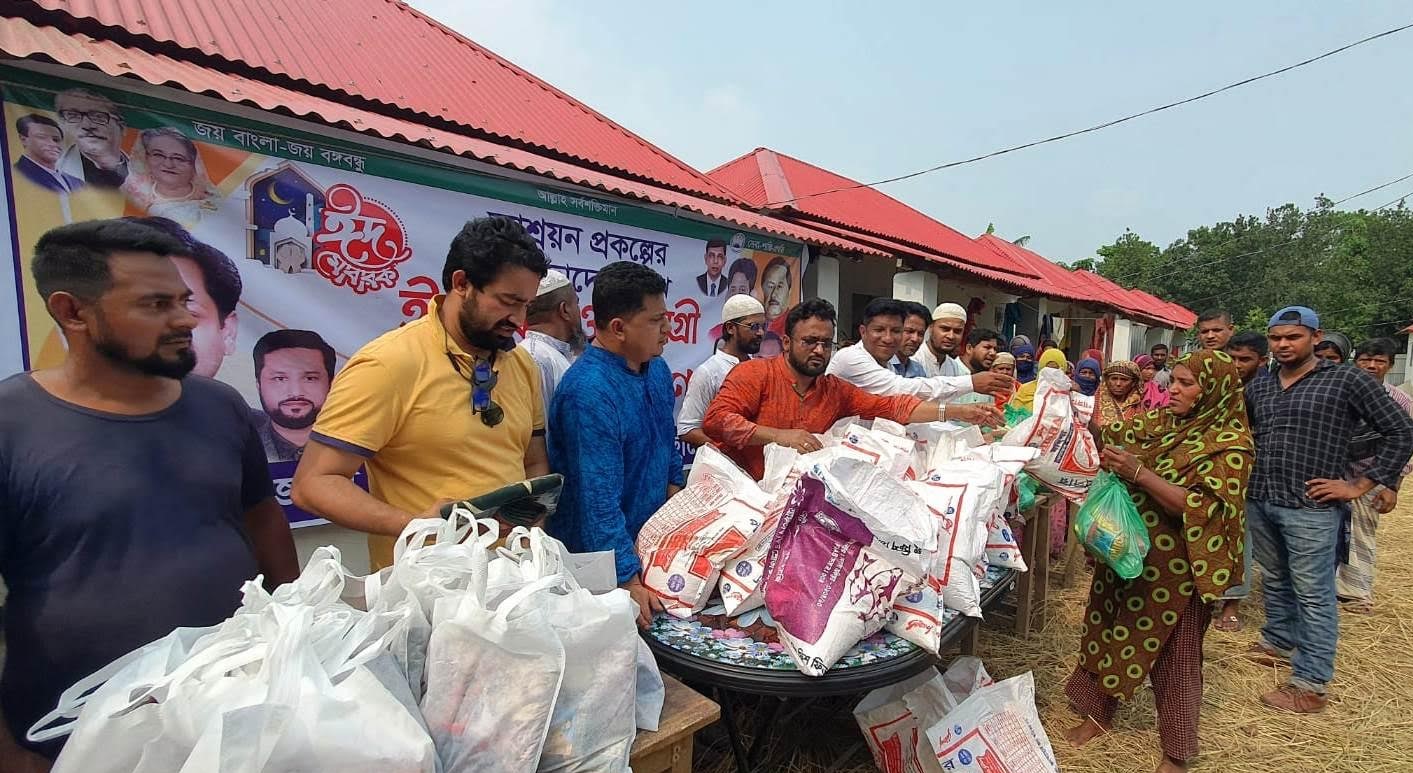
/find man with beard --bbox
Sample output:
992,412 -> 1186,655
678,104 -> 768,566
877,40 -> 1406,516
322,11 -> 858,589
549,262 -> 685,626
703,298 -> 953,481
950,327 -> 1006,409
252,329 -> 336,462
519,269 -> 585,425
54,88 -> 130,188
916,302 -> 969,377
826,298 -> 1007,424
890,301 -> 931,377
677,293 -> 766,449
0,219 -> 297,766
293,217 -> 551,570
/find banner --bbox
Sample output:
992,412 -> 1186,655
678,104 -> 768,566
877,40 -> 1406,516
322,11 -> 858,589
1,68 -> 805,526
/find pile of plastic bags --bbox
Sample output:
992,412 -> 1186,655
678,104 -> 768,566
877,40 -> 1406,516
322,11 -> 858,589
854,657 -> 1059,773
637,413 -> 1078,676
30,513 -> 663,773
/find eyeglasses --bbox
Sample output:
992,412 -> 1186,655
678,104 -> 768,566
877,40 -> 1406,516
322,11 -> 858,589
730,321 -> 766,334
58,109 -> 119,126
794,337 -> 836,352
446,352 -> 504,427
148,150 -> 193,165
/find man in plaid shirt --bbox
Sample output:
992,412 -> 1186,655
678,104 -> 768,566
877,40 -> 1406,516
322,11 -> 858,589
1244,306 -> 1413,713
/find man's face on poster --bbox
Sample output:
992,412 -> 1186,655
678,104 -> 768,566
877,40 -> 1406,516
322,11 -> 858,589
704,245 -> 726,280
259,347 -> 331,430
20,122 -> 64,168
171,256 -> 238,378
55,92 -> 124,160
761,264 -> 791,319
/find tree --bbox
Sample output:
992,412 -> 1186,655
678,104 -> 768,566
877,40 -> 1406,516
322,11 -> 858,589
1088,199 -> 1413,343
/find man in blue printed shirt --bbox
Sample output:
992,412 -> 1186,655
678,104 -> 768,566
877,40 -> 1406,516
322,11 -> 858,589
549,261 -> 684,626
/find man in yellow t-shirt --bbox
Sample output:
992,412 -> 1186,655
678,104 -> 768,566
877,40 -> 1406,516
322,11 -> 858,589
292,217 -> 551,569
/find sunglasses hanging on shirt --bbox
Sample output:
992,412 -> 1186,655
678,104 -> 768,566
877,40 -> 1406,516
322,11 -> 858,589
444,329 -> 504,427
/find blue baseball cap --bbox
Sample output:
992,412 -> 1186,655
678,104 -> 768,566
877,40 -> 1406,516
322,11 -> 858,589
1267,305 -> 1319,330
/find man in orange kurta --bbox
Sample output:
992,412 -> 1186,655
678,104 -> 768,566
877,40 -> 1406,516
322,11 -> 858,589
703,298 -> 940,480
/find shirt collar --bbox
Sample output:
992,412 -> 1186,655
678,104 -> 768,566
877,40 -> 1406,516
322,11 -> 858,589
713,349 -> 741,366
586,342 -> 648,376
526,329 -> 573,357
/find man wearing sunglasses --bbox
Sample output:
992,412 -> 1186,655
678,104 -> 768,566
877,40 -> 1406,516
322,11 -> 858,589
703,298 -> 952,481
293,216 -> 551,571
676,294 -> 766,449
549,261 -> 685,627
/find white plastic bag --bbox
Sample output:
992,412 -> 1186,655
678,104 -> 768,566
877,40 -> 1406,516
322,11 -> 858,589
1000,369 -> 1099,504
422,577 -> 567,773
925,672 -> 1059,773
638,446 -> 769,617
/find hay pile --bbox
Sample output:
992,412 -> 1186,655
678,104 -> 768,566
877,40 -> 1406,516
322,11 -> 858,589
693,494 -> 1413,772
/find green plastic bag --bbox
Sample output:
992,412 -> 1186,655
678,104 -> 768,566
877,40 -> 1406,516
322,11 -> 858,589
1004,403 -> 1031,429
1016,472 -> 1040,512
1072,470 -> 1151,580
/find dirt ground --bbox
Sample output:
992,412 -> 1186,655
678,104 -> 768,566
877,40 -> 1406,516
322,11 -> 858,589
694,494 -> 1413,772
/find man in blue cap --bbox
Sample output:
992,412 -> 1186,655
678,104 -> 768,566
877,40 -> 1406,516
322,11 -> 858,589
1243,305 -> 1413,713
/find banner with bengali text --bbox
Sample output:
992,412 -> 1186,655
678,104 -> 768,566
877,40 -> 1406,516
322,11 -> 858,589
0,68 -> 805,526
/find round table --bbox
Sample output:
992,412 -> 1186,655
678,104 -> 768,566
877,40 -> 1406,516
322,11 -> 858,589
641,566 -> 1015,772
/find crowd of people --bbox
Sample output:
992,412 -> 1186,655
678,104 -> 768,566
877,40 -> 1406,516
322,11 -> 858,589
3,214 -> 1412,772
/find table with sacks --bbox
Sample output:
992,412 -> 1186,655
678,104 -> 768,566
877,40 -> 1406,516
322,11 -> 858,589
633,369 -> 1102,773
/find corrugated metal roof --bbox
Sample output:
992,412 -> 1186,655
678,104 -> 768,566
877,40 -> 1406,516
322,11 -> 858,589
0,15 -> 889,259
14,0 -> 745,202
975,235 -> 1194,328
708,148 -> 1038,278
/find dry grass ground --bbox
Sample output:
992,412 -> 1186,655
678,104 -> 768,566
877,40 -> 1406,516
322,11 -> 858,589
694,494 -> 1413,772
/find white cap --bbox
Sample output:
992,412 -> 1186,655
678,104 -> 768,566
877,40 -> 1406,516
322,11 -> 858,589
932,302 -> 967,323
537,269 -> 571,297
721,293 -> 765,324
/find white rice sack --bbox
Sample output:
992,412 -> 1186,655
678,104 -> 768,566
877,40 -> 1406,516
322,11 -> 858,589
887,575 -> 950,654
637,447 -> 769,618
815,457 -> 936,580
925,672 -> 1059,773
906,461 -> 1004,617
1000,369 -> 1099,504
761,472 -> 912,676
829,423 -> 916,481
964,446 -> 1038,572
907,422 -> 986,474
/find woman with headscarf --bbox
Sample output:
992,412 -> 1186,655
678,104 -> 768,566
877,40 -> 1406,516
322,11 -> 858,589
1010,348 -> 1067,412
1074,357 -> 1102,397
1012,342 -> 1038,384
1065,350 -> 1252,773
122,127 -> 220,229
1097,360 -> 1144,425
1135,354 -> 1170,410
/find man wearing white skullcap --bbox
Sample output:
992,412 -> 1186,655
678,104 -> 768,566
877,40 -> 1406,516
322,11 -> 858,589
519,269 -> 586,424
677,294 -> 766,448
916,302 -> 969,378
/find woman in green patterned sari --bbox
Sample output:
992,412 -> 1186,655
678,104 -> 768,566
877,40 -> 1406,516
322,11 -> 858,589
1064,350 -> 1252,773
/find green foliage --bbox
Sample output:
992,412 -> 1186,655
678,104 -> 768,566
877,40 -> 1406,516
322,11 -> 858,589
1091,199 -> 1413,342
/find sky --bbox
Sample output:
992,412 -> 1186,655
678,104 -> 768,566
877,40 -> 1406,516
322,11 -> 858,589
409,1 -> 1413,263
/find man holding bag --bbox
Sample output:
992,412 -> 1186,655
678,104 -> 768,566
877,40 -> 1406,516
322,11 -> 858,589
293,217 -> 552,570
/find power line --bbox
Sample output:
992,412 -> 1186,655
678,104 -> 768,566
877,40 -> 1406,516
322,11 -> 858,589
767,22 -> 1413,206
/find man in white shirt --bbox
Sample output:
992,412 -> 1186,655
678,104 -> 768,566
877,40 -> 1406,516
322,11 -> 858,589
916,302 -> 970,377
826,298 -> 1007,425
519,269 -> 584,422
677,294 -> 765,447
950,327 -> 1006,407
